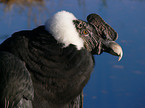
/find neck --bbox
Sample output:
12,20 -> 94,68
45,11 -> 84,50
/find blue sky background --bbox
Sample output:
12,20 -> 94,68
0,0 -> 145,108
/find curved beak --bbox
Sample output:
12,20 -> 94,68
87,13 -> 123,61
103,41 -> 123,61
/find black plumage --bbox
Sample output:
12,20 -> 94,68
0,52 -> 34,108
0,26 -> 94,108
0,11 -> 123,108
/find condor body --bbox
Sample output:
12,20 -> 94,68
0,11 -> 123,108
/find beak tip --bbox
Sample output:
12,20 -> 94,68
118,51 -> 123,61
103,41 -> 123,61
118,56 -> 122,61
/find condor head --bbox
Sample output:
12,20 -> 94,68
73,14 -> 123,61
45,11 -> 123,61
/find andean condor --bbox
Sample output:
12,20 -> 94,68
0,11 -> 123,108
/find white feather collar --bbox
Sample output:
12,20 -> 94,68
45,11 -> 84,50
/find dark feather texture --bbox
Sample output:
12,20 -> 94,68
0,52 -> 34,108
0,11 -> 122,108
0,26 -> 94,108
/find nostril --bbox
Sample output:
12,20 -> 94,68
102,31 -> 107,39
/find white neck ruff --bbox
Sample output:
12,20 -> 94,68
45,11 -> 84,50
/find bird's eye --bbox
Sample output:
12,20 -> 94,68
83,29 -> 89,35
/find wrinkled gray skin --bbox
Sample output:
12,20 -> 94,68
74,14 -> 123,60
